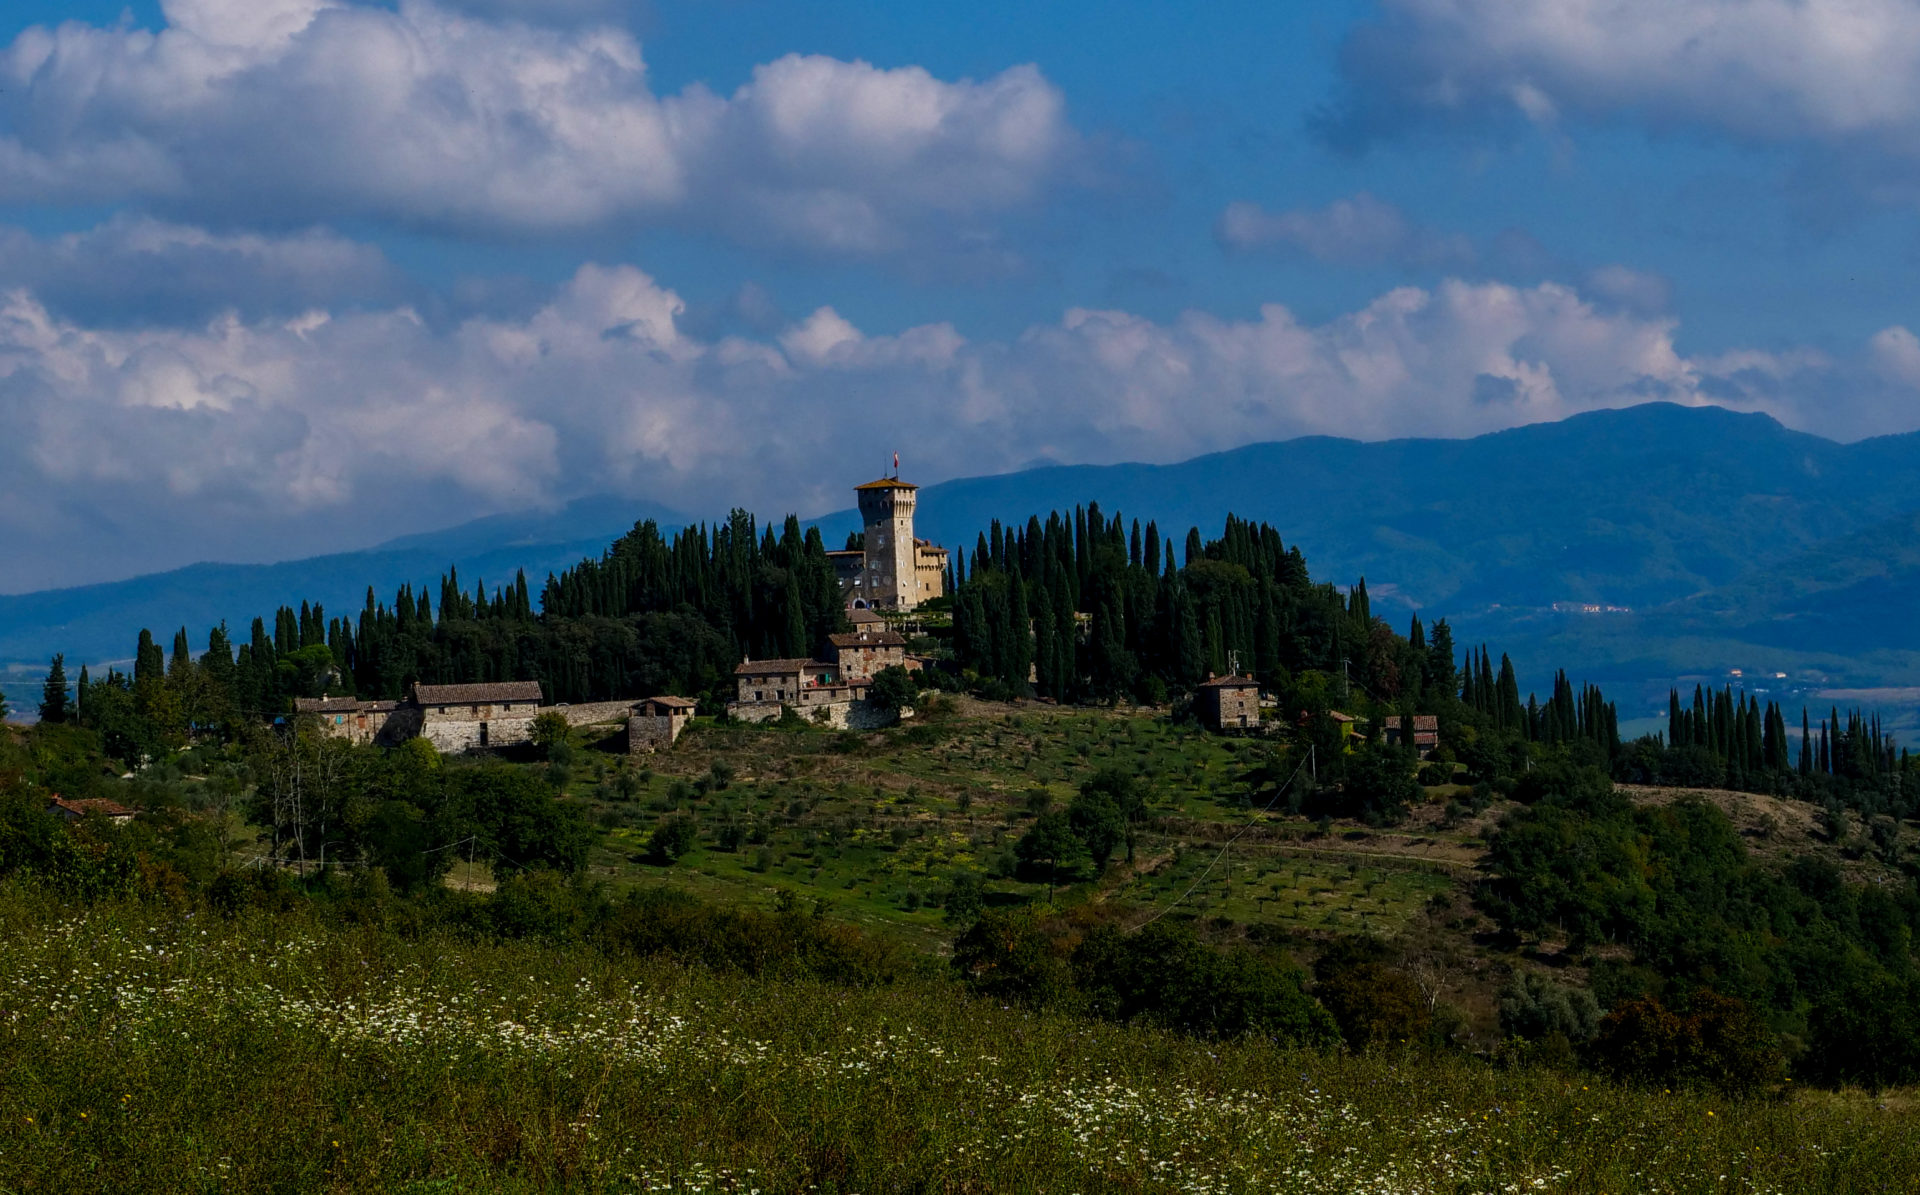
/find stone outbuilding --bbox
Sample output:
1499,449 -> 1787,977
1196,674 -> 1261,733
412,681 -> 545,753
629,695 -> 697,753
826,629 -> 908,681
294,696 -> 413,746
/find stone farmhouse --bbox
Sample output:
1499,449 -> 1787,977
1196,673 -> 1261,733
729,658 -> 863,725
413,681 -> 546,752
1382,713 -> 1441,757
293,696 -> 413,746
824,472 -> 950,611
826,628 -> 908,681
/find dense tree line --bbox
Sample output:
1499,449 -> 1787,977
1484,763 -> 1920,1087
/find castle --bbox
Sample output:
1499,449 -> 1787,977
824,470 -> 949,611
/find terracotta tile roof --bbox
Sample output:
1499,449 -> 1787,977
295,696 -> 396,714
854,477 -> 918,490
1197,674 -> 1259,689
412,681 -> 544,706
828,631 -> 907,648
824,549 -> 864,559
733,658 -> 833,676
640,695 -> 698,709
847,608 -> 885,625
48,795 -> 135,819
1386,714 -> 1441,731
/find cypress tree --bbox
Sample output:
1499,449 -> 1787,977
39,654 -> 70,724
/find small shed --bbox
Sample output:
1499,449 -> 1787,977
629,695 -> 697,753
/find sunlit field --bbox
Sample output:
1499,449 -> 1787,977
2,886 -> 1915,1194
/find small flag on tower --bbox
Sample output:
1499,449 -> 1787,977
892,451 -> 899,476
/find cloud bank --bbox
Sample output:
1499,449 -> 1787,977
0,0 -> 1074,255
3,236 -> 1902,589
1324,0 -> 1920,181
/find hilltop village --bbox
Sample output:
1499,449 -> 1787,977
293,472 -> 962,752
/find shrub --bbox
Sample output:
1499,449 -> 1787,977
649,815 -> 699,865
1499,971 -> 1601,1044
1073,923 -> 1340,1046
1588,993 -> 1787,1096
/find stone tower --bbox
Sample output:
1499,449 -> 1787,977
855,477 -> 919,610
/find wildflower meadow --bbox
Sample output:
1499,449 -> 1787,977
0,884 -> 1913,1193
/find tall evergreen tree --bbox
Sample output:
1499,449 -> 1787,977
39,654 -> 70,724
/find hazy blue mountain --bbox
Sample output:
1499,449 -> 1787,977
821,403 -> 1920,615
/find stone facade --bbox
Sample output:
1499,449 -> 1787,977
295,696 -> 413,746
826,630 -> 908,681
628,695 -> 696,752
840,477 -> 949,611
1196,674 -> 1261,732
412,681 -> 545,753
732,658 -> 842,705
725,656 -> 885,726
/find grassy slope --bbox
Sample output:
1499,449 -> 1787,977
3,888 -> 1917,1194
549,701 -> 1915,1041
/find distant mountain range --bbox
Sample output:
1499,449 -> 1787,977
6,403 -> 1919,723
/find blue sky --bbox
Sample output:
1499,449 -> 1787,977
5,0 -> 1920,589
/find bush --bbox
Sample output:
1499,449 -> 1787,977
649,815 -> 699,865
1073,922 -> 1339,1045
1417,762 -> 1456,787
1499,971 -> 1601,1044
1588,993 -> 1787,1096
1313,942 -> 1431,1051
867,666 -> 918,721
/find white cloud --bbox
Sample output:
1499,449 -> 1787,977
5,248 -> 1901,588
0,216 -> 400,325
1326,0 -> 1920,168
1216,193 -> 1475,269
0,0 -> 1073,255
1871,325 -> 1920,387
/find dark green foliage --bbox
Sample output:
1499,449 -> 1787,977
1065,786 -> 1125,870
867,665 -> 917,719
1499,972 -> 1602,1044
38,655 -> 69,724
1013,811 -> 1094,886
1330,743 -> 1420,826
648,814 -> 699,864
1312,939 -> 1432,1050
1589,993 -> 1787,1097
593,886 -> 900,984
1484,777 -> 1920,1086
949,908 -> 1076,1008
1073,922 -> 1339,1045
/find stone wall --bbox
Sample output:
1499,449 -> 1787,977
420,712 -> 535,753
628,714 -> 684,752
555,700 -> 640,727
727,701 -> 785,724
